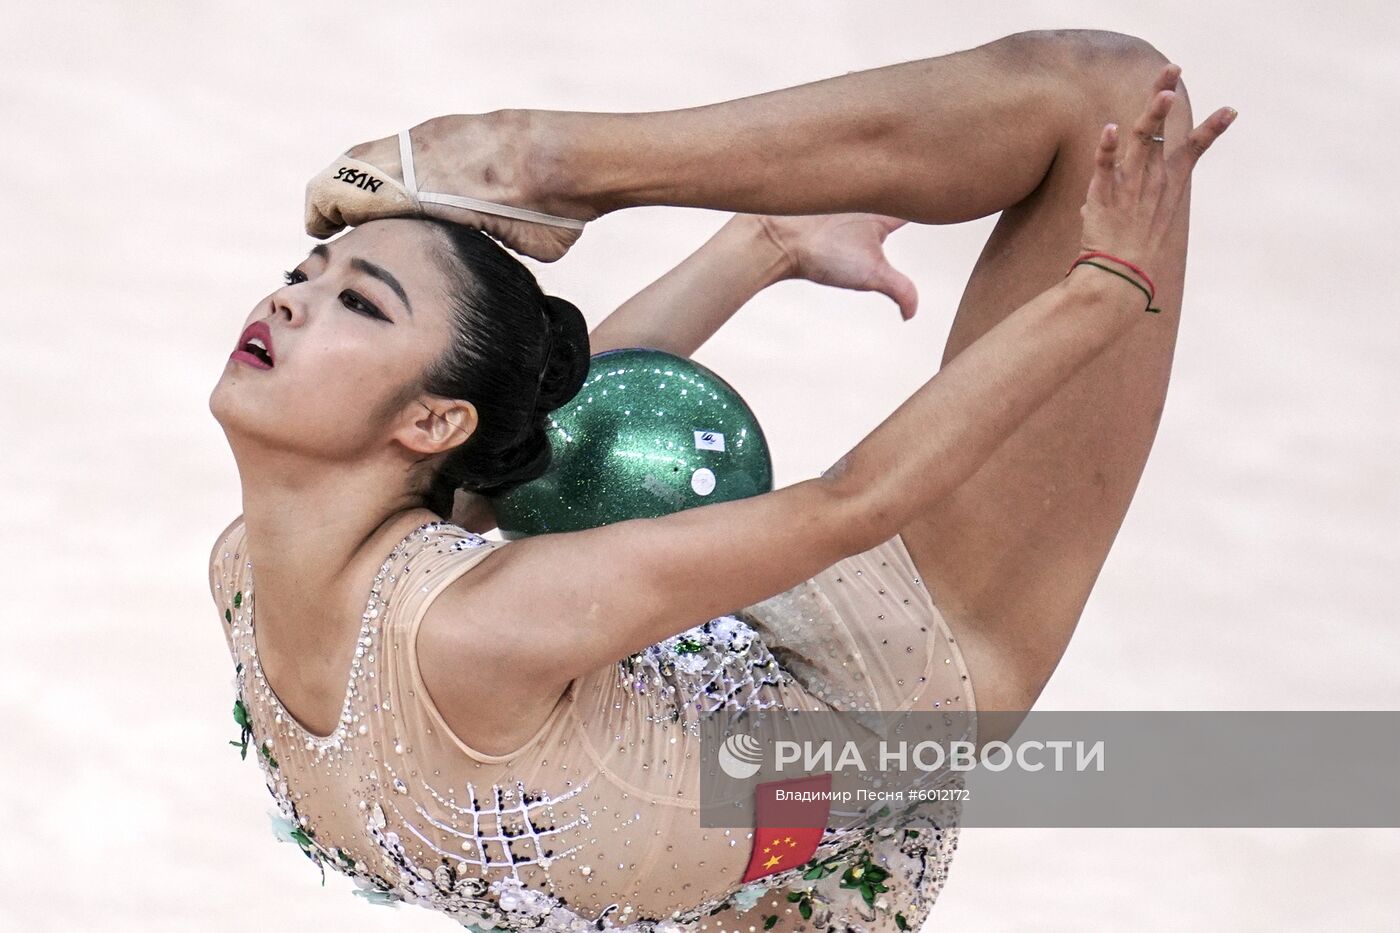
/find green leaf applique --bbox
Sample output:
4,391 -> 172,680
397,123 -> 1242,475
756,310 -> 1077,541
229,697 -> 253,759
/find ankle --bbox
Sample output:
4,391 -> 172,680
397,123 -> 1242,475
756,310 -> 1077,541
522,109 -> 637,219
516,108 -> 585,217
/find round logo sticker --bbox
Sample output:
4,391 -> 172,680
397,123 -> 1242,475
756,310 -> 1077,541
690,467 -> 717,496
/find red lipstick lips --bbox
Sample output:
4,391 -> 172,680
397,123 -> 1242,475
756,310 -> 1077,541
230,321 -> 275,370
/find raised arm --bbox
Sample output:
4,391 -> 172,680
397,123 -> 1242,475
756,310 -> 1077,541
586,214 -> 788,358
452,211 -> 914,533
589,212 -> 918,356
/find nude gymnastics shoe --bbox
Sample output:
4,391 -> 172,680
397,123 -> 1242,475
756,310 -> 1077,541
304,127 -> 588,261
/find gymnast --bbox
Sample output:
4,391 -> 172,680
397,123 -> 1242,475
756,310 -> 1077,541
210,29 -> 1234,932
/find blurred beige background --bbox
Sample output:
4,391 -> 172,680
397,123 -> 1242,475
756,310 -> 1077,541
2,1 -> 1397,930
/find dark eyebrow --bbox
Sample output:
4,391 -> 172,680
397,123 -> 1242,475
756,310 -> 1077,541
306,243 -> 413,317
350,258 -> 412,317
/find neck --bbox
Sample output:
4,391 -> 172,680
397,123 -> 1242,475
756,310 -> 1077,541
230,438 -> 440,655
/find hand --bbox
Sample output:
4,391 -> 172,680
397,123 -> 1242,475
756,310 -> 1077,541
1078,63 -> 1237,276
756,213 -> 919,320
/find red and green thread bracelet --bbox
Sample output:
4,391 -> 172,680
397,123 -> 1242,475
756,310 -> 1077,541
1073,250 -> 1159,295
1066,250 -> 1162,314
1073,261 -> 1161,313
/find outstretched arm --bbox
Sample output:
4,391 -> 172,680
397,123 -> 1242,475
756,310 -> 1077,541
453,211 -> 915,533
590,212 -> 916,357
586,214 -> 789,358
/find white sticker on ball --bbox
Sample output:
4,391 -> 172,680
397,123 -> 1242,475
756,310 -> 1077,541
694,430 -> 725,452
691,468 -> 717,496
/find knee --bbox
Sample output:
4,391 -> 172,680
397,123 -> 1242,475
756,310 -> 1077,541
1088,31 -> 1193,124
1001,28 -> 1176,89
1005,28 -> 1169,68
1008,29 -> 1191,121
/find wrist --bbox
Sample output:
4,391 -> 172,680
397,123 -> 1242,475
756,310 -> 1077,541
1067,250 -> 1160,312
756,215 -> 800,281
739,215 -> 799,288
1071,250 -> 1157,297
1064,261 -> 1151,312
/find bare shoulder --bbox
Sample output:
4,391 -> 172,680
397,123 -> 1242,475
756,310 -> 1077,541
208,515 -> 246,576
208,514 -> 247,607
208,514 -> 247,654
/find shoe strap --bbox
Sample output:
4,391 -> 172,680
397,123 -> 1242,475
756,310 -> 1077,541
398,128 -> 419,195
397,129 -> 586,231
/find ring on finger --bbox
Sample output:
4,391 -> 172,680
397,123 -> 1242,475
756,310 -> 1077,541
1136,131 -> 1167,144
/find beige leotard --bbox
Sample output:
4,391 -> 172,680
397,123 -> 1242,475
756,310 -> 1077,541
210,515 -> 976,932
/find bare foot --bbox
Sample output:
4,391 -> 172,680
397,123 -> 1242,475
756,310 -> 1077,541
306,110 -> 595,262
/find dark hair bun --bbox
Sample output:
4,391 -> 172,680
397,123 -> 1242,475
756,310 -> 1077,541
538,295 -> 591,415
413,217 -> 595,513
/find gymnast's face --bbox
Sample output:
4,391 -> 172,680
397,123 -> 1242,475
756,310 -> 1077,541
210,219 -> 469,463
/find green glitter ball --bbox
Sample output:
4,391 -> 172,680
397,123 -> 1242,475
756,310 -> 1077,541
493,348 -> 773,539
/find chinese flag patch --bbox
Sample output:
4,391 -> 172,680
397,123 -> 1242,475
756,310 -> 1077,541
741,773 -> 831,882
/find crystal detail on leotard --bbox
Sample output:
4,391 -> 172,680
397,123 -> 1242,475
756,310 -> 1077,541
620,614 -> 792,731
735,578 -> 882,711
240,522 -> 462,765
215,519 -> 974,933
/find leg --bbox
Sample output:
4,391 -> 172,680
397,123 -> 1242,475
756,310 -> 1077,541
342,30 -> 1169,259
537,30 -> 1140,224
892,42 -> 1194,733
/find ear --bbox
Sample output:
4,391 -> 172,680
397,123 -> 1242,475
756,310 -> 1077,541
392,395 -> 480,457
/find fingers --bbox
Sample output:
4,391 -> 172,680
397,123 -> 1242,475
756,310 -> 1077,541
859,216 -> 916,318
1086,122 -> 1120,207
1171,105 -> 1238,172
871,216 -> 910,237
1121,87 -> 1176,181
867,261 -> 919,321
1117,64 -> 1179,176
1143,90 -> 1173,176
1142,63 -> 1181,139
